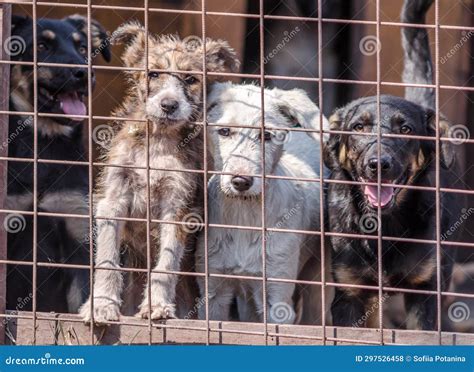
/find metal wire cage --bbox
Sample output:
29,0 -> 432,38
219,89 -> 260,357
0,0 -> 472,346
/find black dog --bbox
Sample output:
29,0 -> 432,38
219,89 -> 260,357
324,0 -> 457,330
6,15 -> 110,313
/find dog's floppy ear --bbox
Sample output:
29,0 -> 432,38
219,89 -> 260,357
272,88 -> 329,143
203,38 -> 240,74
110,21 -> 147,67
64,14 -> 111,62
12,15 -> 32,32
424,109 -> 455,169
10,15 -> 31,60
323,111 -> 345,170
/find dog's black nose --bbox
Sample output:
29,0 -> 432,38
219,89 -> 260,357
73,68 -> 88,81
368,156 -> 392,172
161,98 -> 179,114
231,176 -> 253,192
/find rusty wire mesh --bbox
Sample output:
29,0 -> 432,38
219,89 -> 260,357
0,0 -> 473,346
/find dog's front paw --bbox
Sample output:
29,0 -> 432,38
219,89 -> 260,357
137,302 -> 176,320
79,298 -> 121,324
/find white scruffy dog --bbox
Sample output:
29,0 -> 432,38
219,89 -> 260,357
196,82 -> 329,324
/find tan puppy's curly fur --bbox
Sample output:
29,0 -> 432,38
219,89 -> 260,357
80,22 -> 239,323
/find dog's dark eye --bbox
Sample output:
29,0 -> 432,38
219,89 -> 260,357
148,71 -> 160,79
207,103 -> 218,112
78,45 -> 87,55
400,125 -> 412,134
37,42 -> 48,52
184,75 -> 198,85
264,131 -> 272,141
218,128 -> 231,137
352,123 -> 364,132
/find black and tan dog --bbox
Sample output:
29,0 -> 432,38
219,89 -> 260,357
324,0 -> 458,330
6,15 -> 110,313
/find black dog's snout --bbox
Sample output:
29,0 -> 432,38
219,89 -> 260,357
72,68 -> 89,81
231,176 -> 253,192
161,98 -> 179,114
368,155 -> 393,173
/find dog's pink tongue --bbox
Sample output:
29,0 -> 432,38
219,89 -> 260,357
58,92 -> 86,119
364,185 -> 394,207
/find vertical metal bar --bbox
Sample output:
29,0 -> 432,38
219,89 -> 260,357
144,0 -> 152,345
201,0 -> 211,346
317,0 -> 327,345
258,0 -> 268,345
434,0 -> 442,345
375,0 -> 384,345
31,0 -> 38,346
86,0 -> 94,345
0,3 -> 11,346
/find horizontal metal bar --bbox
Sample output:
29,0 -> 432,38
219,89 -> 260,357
1,205 -> 473,248
2,156 -> 474,197
1,257 -> 474,300
4,312 -> 473,345
2,59 -> 474,93
2,1 -> 473,32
